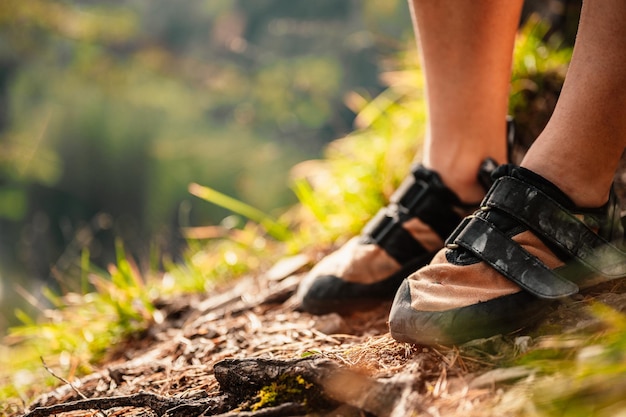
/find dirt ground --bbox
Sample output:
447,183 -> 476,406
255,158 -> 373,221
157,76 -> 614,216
16,250 -> 626,417
12,143 -> 626,417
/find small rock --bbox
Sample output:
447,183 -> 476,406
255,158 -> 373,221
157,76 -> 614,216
264,254 -> 311,281
469,366 -> 536,389
514,336 -> 532,354
314,313 -> 349,335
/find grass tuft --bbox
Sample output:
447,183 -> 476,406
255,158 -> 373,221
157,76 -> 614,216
503,303 -> 626,417
0,241 -> 158,401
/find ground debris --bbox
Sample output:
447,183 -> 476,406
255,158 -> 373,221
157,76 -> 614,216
18,257 -> 626,417
213,356 -> 419,416
23,391 -> 231,417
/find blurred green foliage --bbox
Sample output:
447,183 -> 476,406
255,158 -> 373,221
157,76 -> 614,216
504,304 -> 626,416
508,15 -> 573,154
0,0 -> 414,330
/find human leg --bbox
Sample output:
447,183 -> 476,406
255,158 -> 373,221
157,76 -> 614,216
389,0 -> 626,345
411,0 -> 523,202
296,1 -> 523,314
521,0 -> 626,207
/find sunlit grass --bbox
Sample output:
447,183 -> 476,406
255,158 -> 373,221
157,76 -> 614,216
0,241 -> 159,401
189,182 -> 292,242
510,15 -> 573,113
285,50 -> 425,252
167,221 -> 282,293
491,304 -> 626,417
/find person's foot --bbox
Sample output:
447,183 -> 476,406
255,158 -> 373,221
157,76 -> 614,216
389,164 -> 626,345
296,159 -> 498,315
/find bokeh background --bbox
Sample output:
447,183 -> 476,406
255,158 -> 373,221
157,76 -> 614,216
0,1 -> 416,332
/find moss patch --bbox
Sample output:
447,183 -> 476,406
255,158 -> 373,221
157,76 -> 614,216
250,374 -> 318,411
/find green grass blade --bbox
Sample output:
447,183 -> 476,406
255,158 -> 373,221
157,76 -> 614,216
188,182 -> 291,241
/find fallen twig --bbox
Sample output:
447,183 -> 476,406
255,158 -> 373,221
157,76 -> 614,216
40,356 -> 88,400
23,391 -> 230,417
209,402 -> 308,417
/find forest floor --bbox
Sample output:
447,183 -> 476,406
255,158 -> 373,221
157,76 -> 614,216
17,249 -> 626,417
14,157 -> 626,417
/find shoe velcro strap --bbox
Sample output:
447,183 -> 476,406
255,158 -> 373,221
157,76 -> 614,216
450,215 -> 579,299
389,170 -> 463,241
362,167 -> 466,264
361,207 -> 427,264
484,177 -> 626,278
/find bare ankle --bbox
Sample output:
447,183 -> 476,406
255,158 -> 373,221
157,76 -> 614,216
521,161 -> 613,208
440,174 -> 487,204
424,160 -> 488,204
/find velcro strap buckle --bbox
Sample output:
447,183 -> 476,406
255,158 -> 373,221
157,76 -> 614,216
363,172 -> 432,246
485,177 -> 626,278
361,208 -> 403,246
391,175 -> 432,216
361,205 -> 427,264
450,216 -> 579,299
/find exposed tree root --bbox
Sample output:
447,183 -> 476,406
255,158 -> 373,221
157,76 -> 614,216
23,391 -> 229,417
